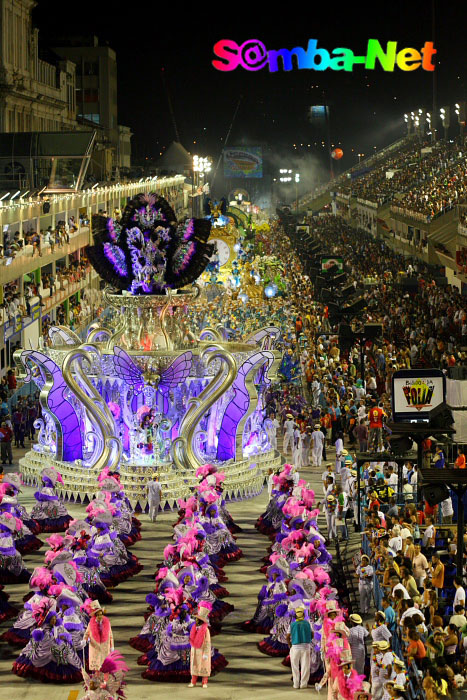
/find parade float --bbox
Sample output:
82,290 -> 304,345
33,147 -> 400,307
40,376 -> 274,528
16,193 -> 282,510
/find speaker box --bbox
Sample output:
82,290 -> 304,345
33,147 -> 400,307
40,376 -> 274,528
448,366 -> 467,380
434,276 -> 448,287
423,483 -> 450,507
364,323 -> 383,340
398,277 -> 418,292
42,201 -> 50,214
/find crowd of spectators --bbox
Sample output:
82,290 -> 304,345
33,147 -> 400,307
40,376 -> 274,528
335,138 -> 467,224
0,217 -> 80,263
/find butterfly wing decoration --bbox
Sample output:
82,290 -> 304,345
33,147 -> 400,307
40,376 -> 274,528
158,352 -> 193,393
113,347 -> 144,392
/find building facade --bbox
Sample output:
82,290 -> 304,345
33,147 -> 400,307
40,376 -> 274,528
53,37 -> 132,174
0,0 -> 77,133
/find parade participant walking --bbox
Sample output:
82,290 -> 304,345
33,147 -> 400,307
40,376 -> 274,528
283,414 -> 295,454
324,495 -> 337,540
0,421 -> 13,465
84,601 -> 114,671
147,473 -> 162,522
356,555 -> 374,615
287,606 -> 312,689
348,613 -> 369,676
188,602 -> 212,688
301,427 -> 312,467
311,424 -> 324,468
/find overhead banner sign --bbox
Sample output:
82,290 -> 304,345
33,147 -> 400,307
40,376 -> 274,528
392,368 -> 446,422
321,256 -> 344,272
223,147 -> 262,178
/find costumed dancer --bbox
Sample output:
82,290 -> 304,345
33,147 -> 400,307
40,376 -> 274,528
332,649 -> 365,700
12,600 -> 82,683
188,602 -> 213,689
0,512 -> 30,584
81,650 -> 129,700
84,601 -> 114,671
2,566 -> 54,647
31,466 -> 72,532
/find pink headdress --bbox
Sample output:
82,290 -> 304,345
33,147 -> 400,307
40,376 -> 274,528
295,542 -> 315,559
45,549 -> 61,564
214,472 -> 225,485
165,586 -> 184,607
198,600 -> 213,612
313,567 -> 331,585
80,598 -> 94,615
195,464 -> 217,478
85,502 -> 108,519
156,567 -> 169,581
163,544 -> 176,561
98,466 -> 111,483
100,650 -> 129,675
46,534 -> 65,550
295,567 -> 315,580
30,567 -> 54,590
202,490 -> 219,504
301,488 -> 315,508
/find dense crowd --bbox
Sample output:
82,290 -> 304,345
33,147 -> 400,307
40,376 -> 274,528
0,217 -> 79,263
336,137 -> 467,221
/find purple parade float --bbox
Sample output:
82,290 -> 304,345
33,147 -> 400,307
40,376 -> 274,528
15,193 -> 282,509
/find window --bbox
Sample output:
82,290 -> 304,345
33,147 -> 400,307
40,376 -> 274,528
84,88 -> 99,103
84,61 -> 98,76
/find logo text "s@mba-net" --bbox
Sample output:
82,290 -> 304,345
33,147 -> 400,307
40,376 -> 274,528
212,39 -> 436,73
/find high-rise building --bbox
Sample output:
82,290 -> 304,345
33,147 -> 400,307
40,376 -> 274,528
53,36 -> 132,174
0,0 -> 77,132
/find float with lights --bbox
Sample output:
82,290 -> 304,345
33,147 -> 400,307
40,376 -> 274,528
16,193 -> 282,511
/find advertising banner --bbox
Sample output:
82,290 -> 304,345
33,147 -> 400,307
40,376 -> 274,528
392,369 -> 446,421
321,256 -> 344,271
223,147 -> 262,178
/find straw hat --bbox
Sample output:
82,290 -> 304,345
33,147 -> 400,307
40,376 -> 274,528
334,621 -> 350,637
90,600 -> 102,614
327,495 -> 335,502
326,600 -> 339,612
349,613 -> 363,624
393,659 -> 405,668
377,640 -> 390,650
195,604 -> 210,623
338,649 -> 354,666
286,413 -> 293,419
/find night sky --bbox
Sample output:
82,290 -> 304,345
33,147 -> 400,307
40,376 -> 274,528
34,2 -> 467,178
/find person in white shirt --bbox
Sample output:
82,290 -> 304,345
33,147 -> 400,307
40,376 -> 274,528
269,415 -> 280,450
311,425 -> 324,468
301,428 -> 312,467
321,465 -> 334,496
283,415 -> 295,454
335,434 -> 344,473
388,533 -> 403,557
454,577 -> 466,609
441,496 -> 454,524
390,578 -> 411,600
267,469 -> 275,499
292,427 -> 303,468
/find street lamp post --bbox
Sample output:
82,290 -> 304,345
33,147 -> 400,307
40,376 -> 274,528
193,156 -> 212,218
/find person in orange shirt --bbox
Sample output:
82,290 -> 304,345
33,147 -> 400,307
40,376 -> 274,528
430,553 -> 445,593
455,449 -> 466,469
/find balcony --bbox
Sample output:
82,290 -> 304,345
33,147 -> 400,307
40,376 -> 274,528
1,226 -> 90,286
1,267 -> 99,338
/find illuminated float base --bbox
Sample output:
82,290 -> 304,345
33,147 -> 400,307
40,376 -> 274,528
19,448 -> 281,510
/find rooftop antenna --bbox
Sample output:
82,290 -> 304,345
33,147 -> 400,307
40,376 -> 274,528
161,67 -> 181,144
211,95 -> 243,188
